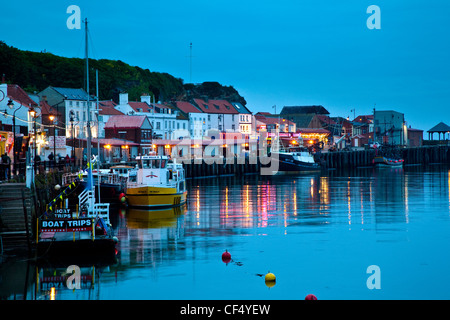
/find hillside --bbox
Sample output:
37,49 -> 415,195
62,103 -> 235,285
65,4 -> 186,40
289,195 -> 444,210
0,41 -> 246,105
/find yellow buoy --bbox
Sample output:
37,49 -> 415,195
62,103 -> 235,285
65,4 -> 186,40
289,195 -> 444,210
265,272 -> 276,287
265,272 -> 276,281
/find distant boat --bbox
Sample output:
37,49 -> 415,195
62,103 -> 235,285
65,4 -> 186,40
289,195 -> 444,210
125,154 -> 187,208
372,144 -> 404,168
373,155 -> 404,168
269,146 -> 320,174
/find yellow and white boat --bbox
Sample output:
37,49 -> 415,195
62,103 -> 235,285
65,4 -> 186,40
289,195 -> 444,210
125,154 -> 187,208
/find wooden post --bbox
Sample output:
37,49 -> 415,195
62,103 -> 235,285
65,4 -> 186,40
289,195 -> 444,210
91,219 -> 95,241
36,218 -> 39,244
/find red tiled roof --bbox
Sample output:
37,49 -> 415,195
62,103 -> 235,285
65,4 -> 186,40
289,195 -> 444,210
193,99 -> 238,114
128,101 -> 150,112
353,115 -> 374,123
255,115 -> 294,126
175,101 -> 203,114
104,115 -> 147,129
99,101 -> 124,115
7,84 -> 38,107
40,100 -> 60,116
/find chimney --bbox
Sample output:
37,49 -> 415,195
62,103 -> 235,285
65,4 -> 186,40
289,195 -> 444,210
140,94 -> 151,104
119,92 -> 128,105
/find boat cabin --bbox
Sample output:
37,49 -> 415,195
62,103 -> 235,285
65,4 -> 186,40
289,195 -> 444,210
128,155 -> 186,192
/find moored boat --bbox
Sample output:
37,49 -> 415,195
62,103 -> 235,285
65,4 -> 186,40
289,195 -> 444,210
269,147 -> 320,174
125,154 -> 187,208
372,144 -> 404,168
373,155 -> 404,168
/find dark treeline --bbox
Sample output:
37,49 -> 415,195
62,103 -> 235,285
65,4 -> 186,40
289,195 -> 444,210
0,41 -> 246,105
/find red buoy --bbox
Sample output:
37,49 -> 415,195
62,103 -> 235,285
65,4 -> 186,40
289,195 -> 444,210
222,250 -> 231,264
305,294 -> 318,300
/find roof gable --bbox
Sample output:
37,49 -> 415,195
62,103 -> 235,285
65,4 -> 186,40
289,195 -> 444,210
7,84 -> 38,107
428,122 -> 450,133
175,101 -> 203,114
281,105 -> 329,115
51,87 -> 95,101
193,99 -> 238,114
104,115 -> 148,129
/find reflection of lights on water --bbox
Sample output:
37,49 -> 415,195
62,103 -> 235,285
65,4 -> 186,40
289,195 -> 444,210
293,191 -> 297,216
319,177 -> 329,205
50,287 -> 56,300
347,180 -> 351,226
448,170 -> 450,214
196,188 -> 200,226
404,174 -> 409,223
225,186 -> 229,219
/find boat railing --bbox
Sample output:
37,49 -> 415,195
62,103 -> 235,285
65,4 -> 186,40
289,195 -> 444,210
62,172 -> 81,185
78,188 -> 110,224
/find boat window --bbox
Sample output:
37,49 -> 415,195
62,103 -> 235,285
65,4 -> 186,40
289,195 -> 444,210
154,159 -> 160,168
161,160 -> 166,168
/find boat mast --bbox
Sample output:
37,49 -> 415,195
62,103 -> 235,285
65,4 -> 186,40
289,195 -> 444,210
96,68 -> 101,202
85,18 -> 92,189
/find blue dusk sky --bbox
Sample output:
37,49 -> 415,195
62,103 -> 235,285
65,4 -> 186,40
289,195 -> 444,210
2,0 -> 449,133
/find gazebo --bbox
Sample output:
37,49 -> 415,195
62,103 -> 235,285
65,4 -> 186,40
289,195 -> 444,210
427,122 -> 450,140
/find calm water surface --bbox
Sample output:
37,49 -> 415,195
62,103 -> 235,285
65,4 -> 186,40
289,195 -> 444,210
2,165 -> 450,300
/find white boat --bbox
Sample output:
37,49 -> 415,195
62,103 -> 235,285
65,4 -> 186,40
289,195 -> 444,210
125,154 -> 187,208
269,147 -> 320,174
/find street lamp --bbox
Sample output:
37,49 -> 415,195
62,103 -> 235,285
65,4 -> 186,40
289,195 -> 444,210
7,99 -> 24,176
49,114 -> 56,166
29,106 -> 40,174
69,111 -> 75,165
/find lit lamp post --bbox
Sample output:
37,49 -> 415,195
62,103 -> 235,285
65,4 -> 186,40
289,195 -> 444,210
5,99 -> 27,176
29,106 -> 39,174
69,111 -> 75,165
49,114 -> 56,166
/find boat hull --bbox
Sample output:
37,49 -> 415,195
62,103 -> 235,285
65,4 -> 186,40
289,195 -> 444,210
265,158 -> 320,174
126,186 -> 187,208
373,156 -> 404,168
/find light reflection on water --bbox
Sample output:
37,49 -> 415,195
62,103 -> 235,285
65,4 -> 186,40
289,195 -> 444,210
3,165 -> 450,300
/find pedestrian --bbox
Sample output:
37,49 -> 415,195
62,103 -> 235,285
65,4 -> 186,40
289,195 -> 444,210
2,153 -> 11,180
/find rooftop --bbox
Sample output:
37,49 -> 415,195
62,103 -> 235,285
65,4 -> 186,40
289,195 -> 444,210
51,87 -> 95,101
104,115 -> 148,129
7,84 -> 38,107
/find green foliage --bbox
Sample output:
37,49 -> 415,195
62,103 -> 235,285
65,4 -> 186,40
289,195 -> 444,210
0,41 -> 185,101
0,41 -> 247,105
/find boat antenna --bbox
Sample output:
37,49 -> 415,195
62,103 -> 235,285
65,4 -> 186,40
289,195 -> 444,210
85,18 -> 92,190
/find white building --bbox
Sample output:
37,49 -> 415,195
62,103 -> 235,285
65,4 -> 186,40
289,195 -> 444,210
174,101 -> 206,139
114,92 -> 188,140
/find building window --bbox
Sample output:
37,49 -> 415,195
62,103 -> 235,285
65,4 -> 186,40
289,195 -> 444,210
156,122 -> 161,130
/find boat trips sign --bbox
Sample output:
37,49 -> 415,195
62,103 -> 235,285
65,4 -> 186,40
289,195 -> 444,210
41,218 -> 93,232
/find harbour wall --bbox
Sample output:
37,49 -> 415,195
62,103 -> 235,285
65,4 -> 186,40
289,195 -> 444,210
182,146 -> 450,178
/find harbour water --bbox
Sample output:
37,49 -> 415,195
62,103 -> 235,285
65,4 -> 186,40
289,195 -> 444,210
2,165 -> 450,300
